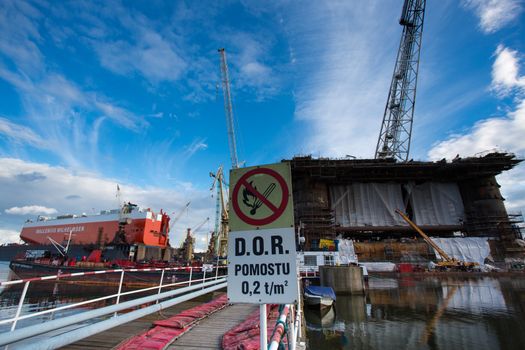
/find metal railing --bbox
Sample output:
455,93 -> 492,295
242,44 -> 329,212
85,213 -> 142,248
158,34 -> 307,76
0,265 -> 227,348
298,265 -> 319,276
267,278 -> 304,350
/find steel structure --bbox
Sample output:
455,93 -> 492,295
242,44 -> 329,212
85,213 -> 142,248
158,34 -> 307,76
218,48 -> 240,169
210,166 -> 229,257
375,0 -> 426,161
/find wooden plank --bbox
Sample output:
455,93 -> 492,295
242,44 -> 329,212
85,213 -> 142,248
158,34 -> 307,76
167,303 -> 257,350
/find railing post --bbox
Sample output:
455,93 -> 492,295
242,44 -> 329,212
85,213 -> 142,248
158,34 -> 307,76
114,270 -> 125,316
215,256 -> 220,280
156,269 -> 165,304
202,269 -> 206,289
11,281 -> 30,332
188,267 -> 193,286
289,305 -> 296,350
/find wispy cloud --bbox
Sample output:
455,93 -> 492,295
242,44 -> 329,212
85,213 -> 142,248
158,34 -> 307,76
223,32 -> 282,99
5,205 -> 57,215
0,117 -> 46,148
184,138 -> 208,159
0,0 -> 44,73
283,1 -> 399,157
0,1 -> 147,170
463,0 -> 523,33
93,31 -> 187,83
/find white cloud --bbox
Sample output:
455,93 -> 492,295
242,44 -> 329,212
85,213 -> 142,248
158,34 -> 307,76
491,45 -> 525,96
0,229 -> 20,244
5,205 -> 57,215
428,45 -> 525,214
0,158 -> 215,249
430,45 -> 525,160
94,32 -> 187,83
224,33 -> 280,98
428,99 -> 525,159
463,0 -> 523,33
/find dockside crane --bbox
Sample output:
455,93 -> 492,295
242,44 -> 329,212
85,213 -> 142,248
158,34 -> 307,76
170,201 -> 191,230
375,0 -> 426,162
181,217 -> 210,262
209,166 -> 229,258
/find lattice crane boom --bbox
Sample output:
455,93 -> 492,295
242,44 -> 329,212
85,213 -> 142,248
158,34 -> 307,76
170,201 -> 190,228
191,217 -> 210,236
375,0 -> 426,162
218,48 -> 240,169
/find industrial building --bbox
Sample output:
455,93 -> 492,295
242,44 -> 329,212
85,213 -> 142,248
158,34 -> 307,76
289,152 -> 524,262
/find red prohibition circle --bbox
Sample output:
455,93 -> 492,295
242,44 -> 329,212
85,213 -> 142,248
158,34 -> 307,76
232,167 -> 289,226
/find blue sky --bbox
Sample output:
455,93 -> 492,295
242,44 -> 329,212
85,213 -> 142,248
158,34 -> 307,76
1,0 -> 524,250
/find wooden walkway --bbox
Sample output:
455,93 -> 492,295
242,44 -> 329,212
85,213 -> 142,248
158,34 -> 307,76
167,303 -> 257,349
61,292 -> 225,350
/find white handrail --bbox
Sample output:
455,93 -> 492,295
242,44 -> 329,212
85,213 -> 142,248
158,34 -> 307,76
0,279 -> 228,348
0,265 -> 227,332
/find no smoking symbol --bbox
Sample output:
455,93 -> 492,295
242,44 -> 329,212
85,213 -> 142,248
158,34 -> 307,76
232,168 -> 289,226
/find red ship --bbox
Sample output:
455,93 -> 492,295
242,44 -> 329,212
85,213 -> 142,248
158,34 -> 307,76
5,203 -> 180,282
20,202 -> 170,248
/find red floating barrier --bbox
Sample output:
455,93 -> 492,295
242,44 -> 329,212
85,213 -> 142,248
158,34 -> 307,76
115,294 -> 228,350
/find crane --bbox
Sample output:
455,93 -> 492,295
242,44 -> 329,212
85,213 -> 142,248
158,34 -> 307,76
218,48 -> 240,169
209,166 -> 229,257
192,217 -> 210,235
181,217 -> 209,262
170,201 -> 191,230
395,210 -> 478,269
375,0 -> 426,162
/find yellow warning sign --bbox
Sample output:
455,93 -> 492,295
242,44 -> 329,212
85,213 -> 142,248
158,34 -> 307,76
229,162 -> 294,231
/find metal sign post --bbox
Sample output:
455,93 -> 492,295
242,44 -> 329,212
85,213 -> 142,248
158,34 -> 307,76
260,304 -> 267,349
228,162 -> 298,348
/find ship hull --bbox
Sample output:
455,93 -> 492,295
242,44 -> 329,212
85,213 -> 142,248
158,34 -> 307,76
20,207 -> 170,248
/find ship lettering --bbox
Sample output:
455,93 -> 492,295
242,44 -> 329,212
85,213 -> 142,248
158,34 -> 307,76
36,226 -> 85,234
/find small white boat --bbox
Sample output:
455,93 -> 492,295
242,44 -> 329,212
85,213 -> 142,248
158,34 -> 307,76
304,286 -> 336,310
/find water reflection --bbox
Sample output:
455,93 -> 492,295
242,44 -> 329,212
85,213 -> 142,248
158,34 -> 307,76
305,276 -> 525,350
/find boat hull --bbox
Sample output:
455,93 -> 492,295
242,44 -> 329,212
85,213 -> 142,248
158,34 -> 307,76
304,292 -> 334,310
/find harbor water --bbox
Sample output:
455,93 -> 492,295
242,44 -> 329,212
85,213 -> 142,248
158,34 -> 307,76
305,274 -> 525,350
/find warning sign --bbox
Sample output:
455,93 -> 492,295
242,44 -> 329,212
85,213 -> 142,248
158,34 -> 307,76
227,227 -> 298,304
228,162 -> 298,304
229,162 -> 294,231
